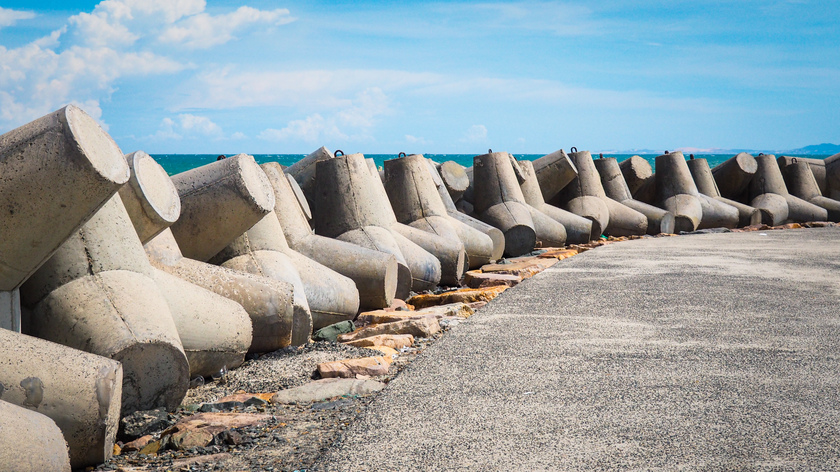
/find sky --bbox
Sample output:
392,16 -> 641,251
0,0 -> 838,155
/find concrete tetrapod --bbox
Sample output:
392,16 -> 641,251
309,153 -> 441,294
748,154 -> 827,224
489,154 -> 571,248
472,152 -> 538,256
20,195 -> 189,415
777,156 -> 827,196
119,150 -> 181,244
284,148 -> 427,295
530,149 -> 578,203
261,162 -> 398,310
655,152 -> 740,232
554,150 -> 648,237
426,160 -> 505,263
369,158 -> 466,286
0,400 -> 71,471
118,150 -> 254,376
169,154 -> 275,262
711,152 -> 758,201
824,153 -> 840,200
686,156 -> 762,227
145,229 -> 297,353
213,210 -> 359,334
0,106 -> 130,331
459,154 -> 528,206
0,290 -> 20,334
384,154 -> 486,278
518,160 -> 594,243
594,156 -> 676,235
150,268 -> 253,377
437,160 -> 471,203
284,146 -> 334,204
0,330 -> 122,468
778,159 -> 840,222
619,155 -> 656,204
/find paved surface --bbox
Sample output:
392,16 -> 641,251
315,228 -> 840,471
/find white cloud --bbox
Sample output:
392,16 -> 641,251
257,87 -> 391,144
159,6 -> 294,49
178,113 -> 222,136
405,134 -> 429,145
152,117 -> 181,140
0,40 -> 184,129
149,114 -> 223,140
180,68 -> 443,110
432,2 -> 602,37
463,124 -> 488,142
0,0 -> 292,132
259,114 -> 347,144
0,7 -> 35,29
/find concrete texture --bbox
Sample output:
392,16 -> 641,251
119,150 -> 181,244
0,400 -> 71,471
472,152 -> 537,257
688,156 -> 762,227
780,159 -> 840,222
530,149 -> 578,202
427,160 -> 505,264
0,330 -> 122,468
20,194 -> 189,415
310,152 -> 440,294
595,156 -> 675,235
262,162 -> 399,310
384,155 -> 469,285
317,228 -> 840,471
0,105 -> 130,293
170,153 -> 275,262
145,228 -> 296,354
749,154 -> 828,224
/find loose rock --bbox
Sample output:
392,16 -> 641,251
463,271 -> 522,288
119,408 -> 173,442
271,378 -> 386,404
317,356 -> 393,379
342,334 -> 415,350
337,317 -> 441,341
407,286 -> 508,309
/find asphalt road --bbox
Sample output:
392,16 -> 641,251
315,228 -> 840,471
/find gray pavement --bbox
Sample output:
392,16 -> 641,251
315,227 -> 840,471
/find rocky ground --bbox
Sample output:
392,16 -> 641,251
90,222 -> 834,472
94,334 -> 445,472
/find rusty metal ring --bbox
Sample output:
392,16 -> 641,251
334,150 -> 345,157
792,157 -> 798,163
570,147 -> 578,152
398,152 -> 406,158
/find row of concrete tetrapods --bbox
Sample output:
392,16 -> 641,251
2,106 -> 840,470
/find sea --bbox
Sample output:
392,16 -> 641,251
151,153 -> 833,176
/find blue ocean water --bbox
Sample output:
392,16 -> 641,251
151,153 -> 831,176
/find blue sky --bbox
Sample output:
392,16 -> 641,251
0,1 -> 838,154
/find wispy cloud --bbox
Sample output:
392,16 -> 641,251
405,134 -> 429,145
0,7 -> 35,29
0,0 -> 292,131
158,6 -> 294,49
257,87 -> 391,144
179,69 -> 442,111
149,113 -> 224,140
462,124 -> 488,143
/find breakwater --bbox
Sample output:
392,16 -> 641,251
2,104 -> 840,471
